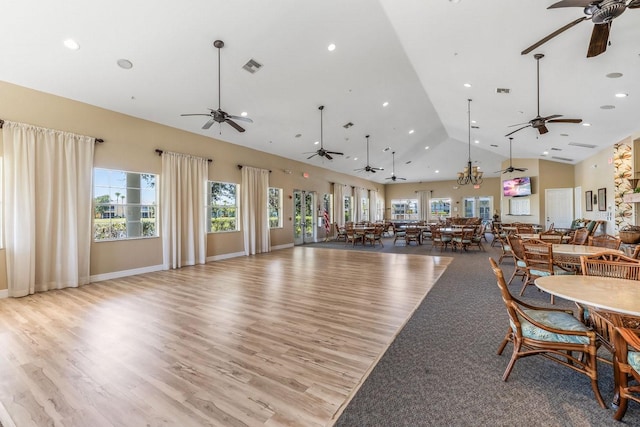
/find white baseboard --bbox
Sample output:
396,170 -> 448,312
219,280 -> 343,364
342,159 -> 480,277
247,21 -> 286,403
90,264 -> 164,283
0,289 -> 8,299
207,251 -> 246,262
272,243 -> 294,251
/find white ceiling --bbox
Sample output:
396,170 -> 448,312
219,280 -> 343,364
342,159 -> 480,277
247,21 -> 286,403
2,0 -> 639,183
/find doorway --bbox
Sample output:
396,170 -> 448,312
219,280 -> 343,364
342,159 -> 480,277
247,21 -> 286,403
545,188 -> 574,229
293,190 -> 316,245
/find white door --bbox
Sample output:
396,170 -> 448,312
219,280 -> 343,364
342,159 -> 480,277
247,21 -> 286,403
293,190 -> 316,245
545,188 -> 574,229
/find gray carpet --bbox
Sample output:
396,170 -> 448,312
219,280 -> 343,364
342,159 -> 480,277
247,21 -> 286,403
307,237 -> 640,426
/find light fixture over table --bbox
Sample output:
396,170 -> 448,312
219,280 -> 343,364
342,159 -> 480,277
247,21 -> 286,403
457,98 -> 483,186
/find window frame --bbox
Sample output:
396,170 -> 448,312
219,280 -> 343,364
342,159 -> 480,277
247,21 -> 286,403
208,181 -> 239,233
269,187 -> 283,229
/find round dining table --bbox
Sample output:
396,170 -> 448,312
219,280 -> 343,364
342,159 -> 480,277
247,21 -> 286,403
552,244 -> 622,268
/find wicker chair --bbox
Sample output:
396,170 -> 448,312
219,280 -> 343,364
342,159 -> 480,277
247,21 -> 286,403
588,234 -> 621,250
521,239 -> 573,303
613,326 -> 640,421
334,222 -> 347,242
506,235 -> 528,286
364,225 -> 385,247
405,227 -> 421,246
569,227 -> 589,245
495,232 -> 515,264
516,224 -> 535,234
489,258 -> 606,409
432,228 -> 452,252
580,251 -> 640,281
539,229 -> 564,244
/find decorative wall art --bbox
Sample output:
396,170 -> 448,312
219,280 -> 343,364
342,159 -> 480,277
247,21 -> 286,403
585,191 -> 593,211
598,188 -> 606,212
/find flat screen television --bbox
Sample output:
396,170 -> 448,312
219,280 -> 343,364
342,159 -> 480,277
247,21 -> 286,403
503,176 -> 532,197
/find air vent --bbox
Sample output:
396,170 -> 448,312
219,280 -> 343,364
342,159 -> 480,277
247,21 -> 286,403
343,122 -> 354,129
496,88 -> 511,94
550,147 -> 562,151
552,156 -> 574,162
242,59 -> 262,74
568,142 -> 597,149
471,125 -> 480,129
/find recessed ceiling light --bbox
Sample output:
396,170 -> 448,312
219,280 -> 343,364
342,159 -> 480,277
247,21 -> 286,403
117,59 -> 133,69
435,170 -> 440,173
615,93 -> 628,98
582,123 -> 592,127
425,146 -> 430,150
606,72 -> 623,78
543,151 -> 549,155
600,105 -> 616,110
382,101 -> 389,107
241,112 -> 248,117
63,39 -> 80,50
327,43 -> 336,51
354,157 -> 358,161
314,141 -> 319,145
474,140 -> 479,144
471,120 -> 477,124
408,129 -> 414,134
463,83 -> 471,88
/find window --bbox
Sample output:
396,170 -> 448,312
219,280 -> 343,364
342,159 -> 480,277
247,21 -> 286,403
344,196 -> 352,223
93,168 -> 157,241
361,197 -> 369,222
391,199 -> 418,220
209,181 -> 238,232
269,187 -> 283,228
463,196 -> 493,220
429,198 -> 451,220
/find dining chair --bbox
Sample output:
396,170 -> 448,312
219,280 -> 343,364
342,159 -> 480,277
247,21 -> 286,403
539,229 -> 564,244
506,235 -> 528,286
569,227 -> 589,245
516,224 -> 535,234
431,228 -> 451,252
632,245 -> 640,260
334,222 -> 347,242
588,234 -> 621,250
452,228 -> 474,252
345,225 -> 359,246
489,258 -> 606,409
468,225 -> 485,251
613,326 -> 640,421
495,232 -> 515,264
405,227 -> 421,246
365,225 -> 384,247
393,226 -> 407,246
521,238 -> 573,303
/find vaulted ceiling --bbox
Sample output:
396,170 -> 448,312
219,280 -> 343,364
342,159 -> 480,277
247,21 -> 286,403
2,0 -> 639,183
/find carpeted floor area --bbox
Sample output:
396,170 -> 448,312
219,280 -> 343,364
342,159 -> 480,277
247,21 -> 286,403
307,236 -> 640,426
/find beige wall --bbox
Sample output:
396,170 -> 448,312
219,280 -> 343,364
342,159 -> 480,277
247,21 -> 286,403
0,81 -> 383,286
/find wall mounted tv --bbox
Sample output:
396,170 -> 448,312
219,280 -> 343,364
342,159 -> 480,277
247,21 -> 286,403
503,176 -> 532,197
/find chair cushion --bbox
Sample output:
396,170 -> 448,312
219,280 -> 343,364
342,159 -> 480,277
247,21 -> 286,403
514,309 -> 590,345
628,351 -> 640,373
516,260 -> 527,268
529,267 -> 573,277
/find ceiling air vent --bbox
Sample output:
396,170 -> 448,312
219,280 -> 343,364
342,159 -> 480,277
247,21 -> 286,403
550,147 -> 562,151
242,59 -> 262,74
568,142 -> 597,149
496,88 -> 510,94
552,156 -> 574,162
343,122 -> 354,129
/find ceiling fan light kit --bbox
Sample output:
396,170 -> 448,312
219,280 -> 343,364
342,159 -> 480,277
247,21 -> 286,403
457,99 -> 483,186
180,40 -> 253,133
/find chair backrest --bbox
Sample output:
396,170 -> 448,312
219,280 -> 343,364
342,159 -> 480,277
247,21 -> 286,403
522,239 -> 554,274
588,234 -> 621,250
585,220 -> 599,236
489,258 -> 520,322
570,227 -> 589,245
539,230 -> 564,244
516,224 -> 535,234
632,245 -> 640,260
580,251 -> 640,280
547,222 -> 555,232
507,235 -> 526,261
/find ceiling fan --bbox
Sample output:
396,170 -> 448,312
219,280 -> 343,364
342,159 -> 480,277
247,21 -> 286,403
354,135 -> 384,173
505,53 -> 582,137
385,151 -> 406,181
304,105 -> 344,160
521,0 -> 640,58
180,40 -> 253,132
495,138 -> 529,174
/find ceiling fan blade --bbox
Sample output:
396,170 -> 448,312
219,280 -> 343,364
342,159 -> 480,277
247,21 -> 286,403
538,125 -> 550,135
548,0 -> 594,8
202,118 -> 216,129
225,119 -> 246,133
325,153 -> 333,160
547,118 -> 582,124
372,167 -> 384,171
227,115 -> 254,123
521,17 -> 588,55
629,0 -> 640,8
508,121 -> 530,128
325,151 -> 344,155
515,168 -> 529,172
542,114 -> 563,121
587,22 -> 611,57
307,153 -> 318,159
505,125 -> 531,137
181,113 -> 212,117
398,177 -> 407,181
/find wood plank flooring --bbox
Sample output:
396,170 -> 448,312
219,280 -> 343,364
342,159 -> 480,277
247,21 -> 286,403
0,247 -> 450,427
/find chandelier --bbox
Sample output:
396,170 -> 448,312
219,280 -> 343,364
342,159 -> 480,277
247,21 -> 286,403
457,98 -> 483,185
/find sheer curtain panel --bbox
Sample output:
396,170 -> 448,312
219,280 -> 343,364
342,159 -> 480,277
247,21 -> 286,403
241,166 -> 270,255
333,184 -> 345,227
3,122 -> 94,297
418,191 -> 430,222
160,151 -> 209,269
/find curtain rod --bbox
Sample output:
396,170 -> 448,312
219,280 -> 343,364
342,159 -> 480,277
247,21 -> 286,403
155,149 -> 212,163
0,119 -> 104,143
237,164 -> 272,173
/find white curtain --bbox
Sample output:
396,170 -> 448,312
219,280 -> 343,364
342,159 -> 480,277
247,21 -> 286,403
418,190 -> 430,221
354,187 -> 365,222
369,190 -> 378,222
161,151 -> 209,269
3,121 -> 94,297
241,166 -> 270,255
333,184 -> 345,227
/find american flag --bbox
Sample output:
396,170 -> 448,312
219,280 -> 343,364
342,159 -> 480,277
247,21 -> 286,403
323,209 -> 330,232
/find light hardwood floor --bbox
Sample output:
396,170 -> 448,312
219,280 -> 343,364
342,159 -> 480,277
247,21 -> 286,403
0,247 -> 450,427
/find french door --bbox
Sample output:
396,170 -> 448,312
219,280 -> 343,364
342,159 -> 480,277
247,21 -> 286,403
293,190 -> 316,245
